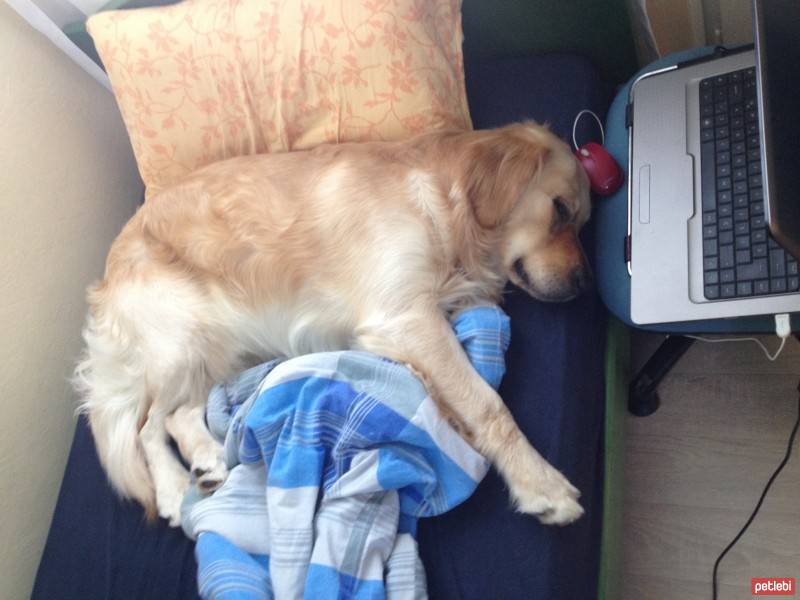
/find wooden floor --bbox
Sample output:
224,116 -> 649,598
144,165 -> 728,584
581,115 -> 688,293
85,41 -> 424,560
621,331 -> 800,599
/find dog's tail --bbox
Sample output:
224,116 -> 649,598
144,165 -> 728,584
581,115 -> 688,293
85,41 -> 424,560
73,307 -> 157,520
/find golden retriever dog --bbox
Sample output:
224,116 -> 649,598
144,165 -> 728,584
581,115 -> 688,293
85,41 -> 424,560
75,122 -> 591,527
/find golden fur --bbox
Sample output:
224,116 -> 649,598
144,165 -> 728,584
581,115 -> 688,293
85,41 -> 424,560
75,122 -> 591,526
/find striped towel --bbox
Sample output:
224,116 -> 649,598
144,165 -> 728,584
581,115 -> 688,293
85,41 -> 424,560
181,306 -> 511,600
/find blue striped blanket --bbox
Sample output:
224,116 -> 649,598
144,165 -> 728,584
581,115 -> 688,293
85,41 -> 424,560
181,306 -> 510,600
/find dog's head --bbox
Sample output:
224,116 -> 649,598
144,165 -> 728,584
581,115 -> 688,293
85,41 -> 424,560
461,122 -> 592,302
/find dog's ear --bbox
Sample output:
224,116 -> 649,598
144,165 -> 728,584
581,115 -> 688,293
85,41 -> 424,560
461,129 -> 551,228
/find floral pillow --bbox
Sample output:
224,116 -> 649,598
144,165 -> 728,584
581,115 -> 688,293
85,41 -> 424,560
87,0 -> 472,197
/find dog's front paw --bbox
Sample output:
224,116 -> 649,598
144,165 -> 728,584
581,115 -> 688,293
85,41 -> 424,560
510,465 -> 583,526
190,445 -> 228,494
157,471 -> 191,527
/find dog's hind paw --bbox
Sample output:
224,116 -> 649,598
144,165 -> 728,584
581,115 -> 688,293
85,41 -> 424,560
190,446 -> 228,494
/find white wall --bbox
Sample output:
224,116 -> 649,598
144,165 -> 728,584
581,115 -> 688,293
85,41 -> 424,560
0,4 -> 142,598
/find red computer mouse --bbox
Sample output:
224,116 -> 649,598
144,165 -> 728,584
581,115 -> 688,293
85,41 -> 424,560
575,142 -> 624,196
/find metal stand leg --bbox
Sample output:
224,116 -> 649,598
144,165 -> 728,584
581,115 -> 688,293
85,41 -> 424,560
629,336 -> 695,417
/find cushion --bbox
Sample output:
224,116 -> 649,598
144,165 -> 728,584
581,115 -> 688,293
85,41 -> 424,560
87,0 -> 472,197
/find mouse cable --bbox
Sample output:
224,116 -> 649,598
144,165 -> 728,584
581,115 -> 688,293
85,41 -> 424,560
681,313 -> 793,362
711,379 -> 800,600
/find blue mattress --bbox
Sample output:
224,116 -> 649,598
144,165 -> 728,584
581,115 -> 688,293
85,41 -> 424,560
33,54 -> 610,600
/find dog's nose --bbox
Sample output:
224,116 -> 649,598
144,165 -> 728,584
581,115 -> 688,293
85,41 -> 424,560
572,266 -> 593,295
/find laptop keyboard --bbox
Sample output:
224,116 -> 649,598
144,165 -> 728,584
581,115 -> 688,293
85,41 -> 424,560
699,67 -> 799,300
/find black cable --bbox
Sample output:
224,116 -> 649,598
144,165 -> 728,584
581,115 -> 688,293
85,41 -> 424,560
711,381 -> 800,600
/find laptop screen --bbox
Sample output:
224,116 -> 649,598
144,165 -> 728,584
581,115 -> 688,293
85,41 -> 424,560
755,0 -> 800,261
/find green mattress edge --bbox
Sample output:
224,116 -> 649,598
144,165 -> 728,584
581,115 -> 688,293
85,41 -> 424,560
598,317 -> 629,600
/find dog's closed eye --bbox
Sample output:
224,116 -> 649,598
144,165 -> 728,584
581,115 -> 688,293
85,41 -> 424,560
552,196 -> 571,226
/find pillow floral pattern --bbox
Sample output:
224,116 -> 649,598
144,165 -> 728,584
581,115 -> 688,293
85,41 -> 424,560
88,0 -> 472,196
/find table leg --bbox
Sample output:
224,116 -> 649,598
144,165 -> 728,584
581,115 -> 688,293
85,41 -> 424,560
629,335 -> 695,416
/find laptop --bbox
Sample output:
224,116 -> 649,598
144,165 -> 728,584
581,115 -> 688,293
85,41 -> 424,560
627,0 -> 800,324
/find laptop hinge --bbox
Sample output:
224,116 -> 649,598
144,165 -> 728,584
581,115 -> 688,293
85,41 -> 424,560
625,102 -> 633,128
624,234 -> 632,263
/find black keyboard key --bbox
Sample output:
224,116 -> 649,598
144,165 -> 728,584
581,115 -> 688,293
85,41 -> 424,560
752,229 -> 767,244
769,238 -> 780,249
714,74 -> 728,86
789,276 -> 800,291
732,128 -> 745,142
718,164 -> 731,177
705,285 -> 720,299
746,109 -> 758,122
771,278 -> 787,293
721,283 -> 736,298
755,279 -> 771,294
702,129 -> 715,142
719,217 -> 734,230
716,113 -> 729,126
770,250 -> 786,277
718,177 -> 732,190
751,201 -> 764,215
716,126 -> 730,139
737,258 -> 768,280
701,116 -> 714,129
701,142 -> 717,211
719,203 -> 733,217
702,104 -> 714,117
720,230 -> 734,245
735,236 -> 750,250
752,215 -> 766,229
733,168 -> 747,181
736,249 -> 751,264
734,194 -> 748,208
720,245 -> 735,268
737,281 -> 753,296
746,122 -> 759,135
751,188 -> 763,201
704,239 -> 718,256
704,225 -> 717,239
733,154 -> 746,168
749,174 -> 762,188
731,116 -> 744,129
704,256 -> 719,270
748,148 -> 761,162
721,268 -> 735,283
717,151 -> 731,164
731,104 -> 743,116
735,220 -> 749,234
749,161 -> 761,174
717,139 -> 731,152
703,212 -> 717,226
715,101 -> 728,114
733,181 -> 747,195
788,262 -> 798,276
753,243 -> 768,258
705,271 -> 720,285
